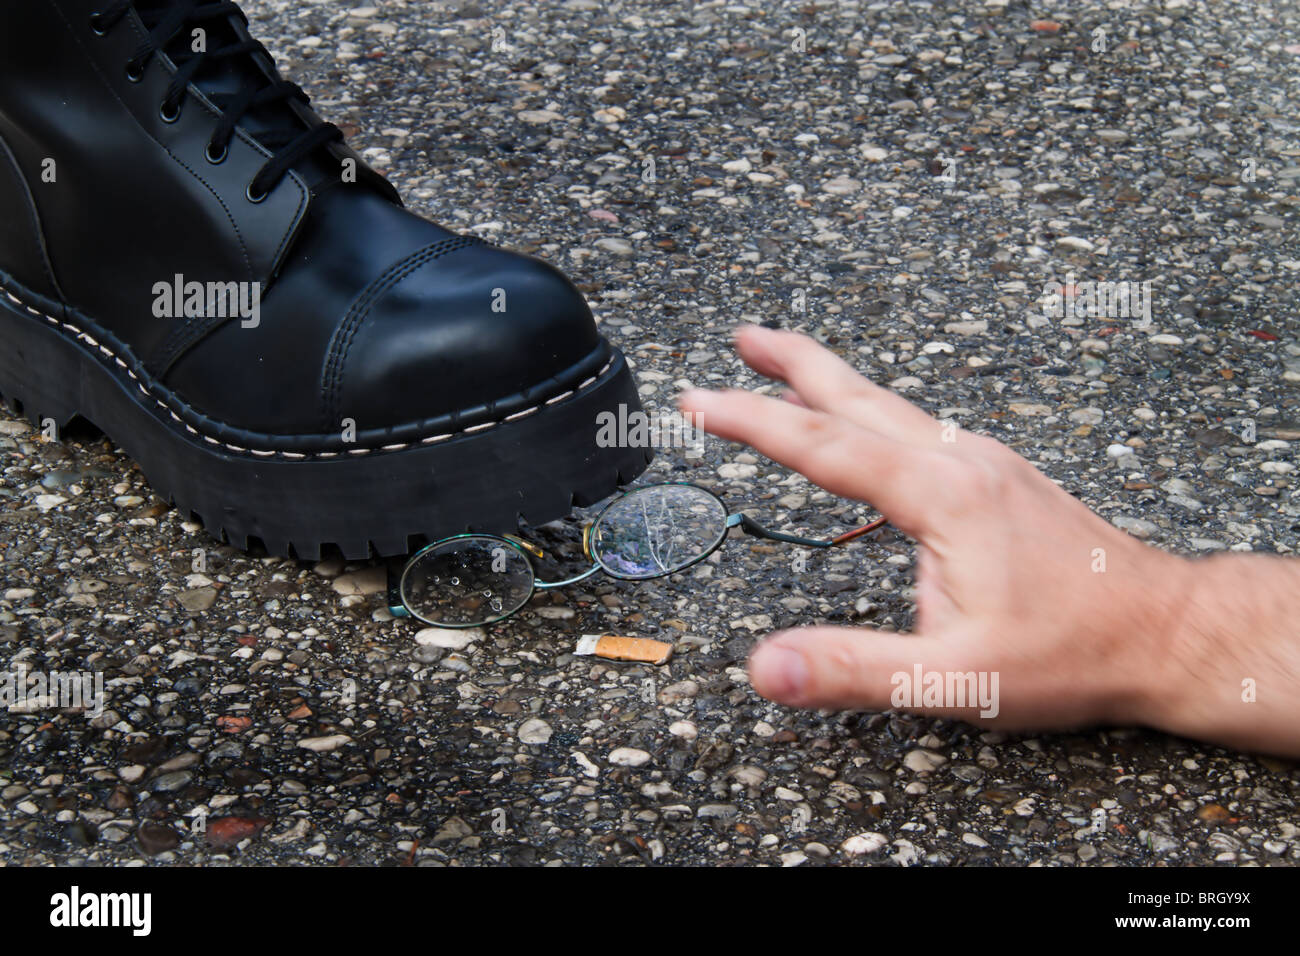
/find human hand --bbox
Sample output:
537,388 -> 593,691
679,325 -> 1195,733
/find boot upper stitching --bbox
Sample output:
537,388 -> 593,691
0,280 -> 614,460
319,234 -> 482,428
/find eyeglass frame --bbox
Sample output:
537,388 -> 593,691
386,481 -> 886,628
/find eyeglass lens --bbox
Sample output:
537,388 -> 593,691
401,535 -> 535,627
588,483 -> 730,579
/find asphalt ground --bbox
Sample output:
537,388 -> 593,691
1,0 -> 1297,865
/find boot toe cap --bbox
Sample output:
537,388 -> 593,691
330,241 -> 604,433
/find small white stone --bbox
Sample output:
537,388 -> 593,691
535,606 -> 575,620
1008,402 -> 1053,417
668,720 -> 698,740
517,109 -> 564,124
841,832 -> 888,855
889,376 -> 925,390
822,176 -> 861,195
1069,407 -> 1104,425
903,749 -> 947,772
330,567 -> 386,596
890,840 -> 920,866
517,718 -> 552,744
730,765 -> 767,787
298,734 -> 351,753
717,461 -> 758,479
608,747 -> 651,767
572,751 -> 600,778
1056,236 -> 1095,252
1112,515 -> 1159,539
414,628 -> 482,650
595,237 -> 634,256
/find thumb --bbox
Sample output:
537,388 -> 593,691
749,626 -> 988,717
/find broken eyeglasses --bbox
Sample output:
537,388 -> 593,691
387,481 -> 886,629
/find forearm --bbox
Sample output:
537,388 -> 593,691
1146,552 -> 1300,756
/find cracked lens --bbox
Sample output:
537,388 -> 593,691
590,484 -> 728,579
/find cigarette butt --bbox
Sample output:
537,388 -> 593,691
575,634 -> 674,665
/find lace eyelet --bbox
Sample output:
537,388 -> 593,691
205,142 -> 228,164
160,102 -> 182,124
125,62 -> 145,83
89,14 -> 108,36
245,183 -> 269,204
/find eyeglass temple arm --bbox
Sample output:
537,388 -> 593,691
729,513 -> 887,548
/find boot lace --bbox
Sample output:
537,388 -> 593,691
90,0 -> 344,200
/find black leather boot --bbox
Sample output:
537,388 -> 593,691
0,0 -> 649,559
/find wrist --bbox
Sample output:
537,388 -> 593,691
1102,545 -> 1201,729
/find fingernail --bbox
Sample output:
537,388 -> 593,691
751,644 -> 809,703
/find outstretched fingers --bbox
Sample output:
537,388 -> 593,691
679,386 -> 943,539
734,325 -> 942,444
